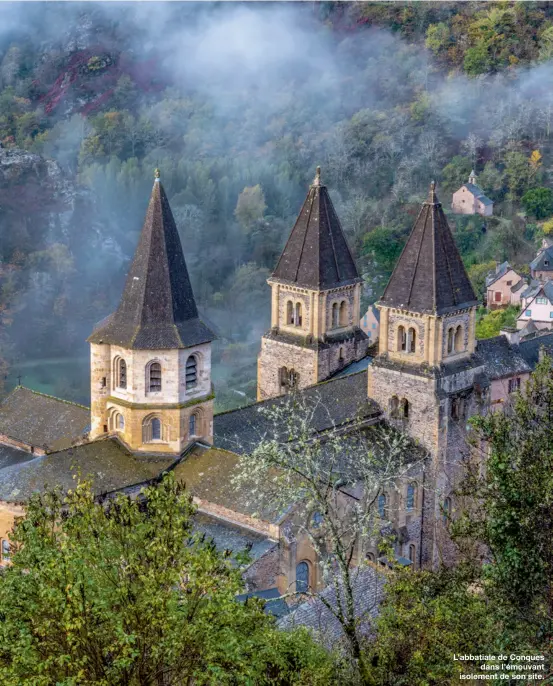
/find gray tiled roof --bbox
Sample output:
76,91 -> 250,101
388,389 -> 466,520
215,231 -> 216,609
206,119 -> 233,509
463,182 -> 493,206
88,179 -> 215,350
271,169 -> 361,290
236,588 -> 290,618
519,332 -> 553,368
530,246 -> 553,272
329,355 -> 372,379
0,386 -> 90,451
0,443 -> 36,470
380,184 -> 478,315
485,261 -> 511,287
193,512 -> 275,562
511,279 -> 526,293
278,565 -> 385,649
0,437 -> 175,504
213,370 -> 380,454
521,279 -> 541,300
476,336 -> 531,380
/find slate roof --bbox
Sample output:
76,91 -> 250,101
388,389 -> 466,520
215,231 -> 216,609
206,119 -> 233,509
519,332 -> 553,368
271,168 -> 361,290
511,279 -> 526,293
476,336 -> 531,380
0,443 -> 36,470
380,183 -> 478,315
173,446 -> 284,523
462,182 -> 493,206
530,246 -> 553,272
329,355 -> 372,379
213,370 -> 380,454
0,437 -> 176,504
521,279 -> 541,300
0,386 -> 90,451
88,177 -> 215,349
193,512 -> 276,563
485,261 -> 514,288
236,588 -> 290,618
278,565 -> 385,649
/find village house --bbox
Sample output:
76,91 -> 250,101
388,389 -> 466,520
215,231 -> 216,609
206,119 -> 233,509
451,170 -> 493,217
530,244 -> 553,281
485,261 -> 526,309
360,304 -> 380,345
517,281 -> 553,331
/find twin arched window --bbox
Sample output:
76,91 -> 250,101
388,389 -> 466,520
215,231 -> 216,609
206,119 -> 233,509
279,366 -> 299,389
390,396 -> 409,419
286,301 -> 303,327
447,325 -> 464,355
331,300 -> 348,328
397,326 -> 417,353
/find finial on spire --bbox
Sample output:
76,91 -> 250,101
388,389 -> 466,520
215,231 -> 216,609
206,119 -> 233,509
312,166 -> 322,187
428,180 -> 437,203
154,168 -> 160,182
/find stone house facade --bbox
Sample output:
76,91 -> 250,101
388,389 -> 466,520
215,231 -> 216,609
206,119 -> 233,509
451,171 -> 493,216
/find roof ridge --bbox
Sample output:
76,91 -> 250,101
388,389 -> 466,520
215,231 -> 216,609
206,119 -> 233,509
14,386 -> 89,410
322,186 -> 341,286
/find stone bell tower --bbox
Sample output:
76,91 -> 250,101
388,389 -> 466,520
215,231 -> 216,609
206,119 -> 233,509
367,182 -> 483,566
257,167 -> 368,401
87,170 -> 216,453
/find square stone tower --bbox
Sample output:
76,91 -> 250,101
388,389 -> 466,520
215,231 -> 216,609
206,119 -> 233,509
87,170 -> 216,454
367,182 -> 484,567
257,168 -> 368,400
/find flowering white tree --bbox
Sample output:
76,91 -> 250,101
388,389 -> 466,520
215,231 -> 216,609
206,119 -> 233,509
232,390 -> 424,683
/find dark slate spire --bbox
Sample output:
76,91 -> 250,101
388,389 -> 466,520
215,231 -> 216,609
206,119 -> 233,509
88,171 -> 215,349
379,182 -> 478,315
271,167 -> 362,290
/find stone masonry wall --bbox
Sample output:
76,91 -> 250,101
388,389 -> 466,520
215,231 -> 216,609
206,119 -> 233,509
257,337 -> 317,400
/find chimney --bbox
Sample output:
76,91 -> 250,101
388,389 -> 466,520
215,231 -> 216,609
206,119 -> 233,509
500,326 -> 520,345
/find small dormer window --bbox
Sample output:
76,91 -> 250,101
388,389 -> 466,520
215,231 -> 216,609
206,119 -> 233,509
545,261 -> 549,267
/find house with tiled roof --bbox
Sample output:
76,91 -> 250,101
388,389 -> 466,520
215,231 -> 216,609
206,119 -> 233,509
485,261 -> 526,310
360,304 -> 380,345
517,280 -> 553,331
452,171 -> 493,216
530,245 -> 553,281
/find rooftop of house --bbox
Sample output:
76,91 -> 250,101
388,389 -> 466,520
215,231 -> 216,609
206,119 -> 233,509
0,436 -> 175,504
193,511 -> 276,563
236,588 -> 290,618
213,369 -> 380,454
363,304 -> 381,322
329,355 -> 373,380
270,167 -> 361,291
476,336 -> 532,380
485,261 -> 519,288
519,331 -> 553,368
460,182 -> 493,206
511,278 -> 526,293
520,279 -> 542,300
88,174 -> 215,350
0,386 -> 90,451
380,183 -> 478,315
277,565 -> 385,649
530,246 -> 553,272
519,281 -> 553,313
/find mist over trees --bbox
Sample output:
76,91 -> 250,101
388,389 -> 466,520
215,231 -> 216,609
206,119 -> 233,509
0,3 -> 553,407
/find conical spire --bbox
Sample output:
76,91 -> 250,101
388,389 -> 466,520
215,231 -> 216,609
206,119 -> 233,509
379,182 -> 478,315
271,167 -> 361,290
88,172 -> 215,349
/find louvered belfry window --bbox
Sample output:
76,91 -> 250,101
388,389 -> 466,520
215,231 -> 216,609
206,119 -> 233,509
149,362 -> 162,392
186,356 -> 197,390
119,359 -> 127,389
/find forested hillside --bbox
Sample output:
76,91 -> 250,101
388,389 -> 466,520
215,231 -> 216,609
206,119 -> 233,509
1,1 -> 553,409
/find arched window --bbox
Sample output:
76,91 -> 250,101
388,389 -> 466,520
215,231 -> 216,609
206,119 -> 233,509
398,325 -> 406,352
117,358 -> 127,389
1,539 -> 10,562
408,327 -> 416,353
447,328 -> 454,354
296,561 -> 309,593
186,355 -> 197,390
279,366 -> 288,387
189,413 -> 198,437
339,300 -> 348,327
338,347 -> 344,368
294,302 -> 302,326
454,325 -> 463,352
443,496 -> 452,524
401,398 -> 409,419
287,301 -> 294,325
367,552 -> 375,563
406,483 -> 416,511
148,362 -> 162,392
117,413 -> 124,431
143,416 -> 162,443
332,302 -> 339,328
389,396 -> 400,418
408,544 -> 416,566
378,494 -> 387,519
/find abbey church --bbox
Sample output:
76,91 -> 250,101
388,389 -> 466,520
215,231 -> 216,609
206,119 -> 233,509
0,166 -> 548,595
